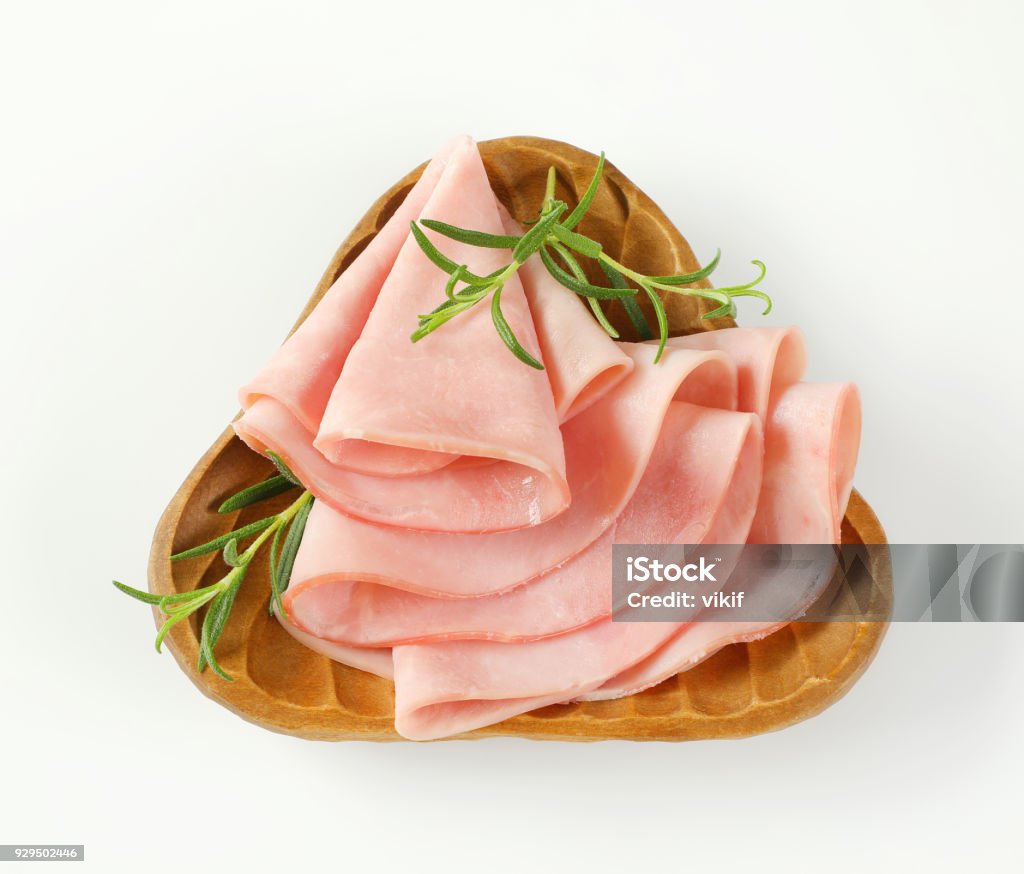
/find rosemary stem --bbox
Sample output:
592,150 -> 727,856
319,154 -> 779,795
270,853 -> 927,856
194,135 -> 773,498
199,489 -> 312,601
242,489 -> 312,564
409,154 -> 770,363
593,251 -> 669,294
542,166 -> 557,212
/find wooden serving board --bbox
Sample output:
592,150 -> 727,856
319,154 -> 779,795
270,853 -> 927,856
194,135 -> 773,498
149,136 -> 892,741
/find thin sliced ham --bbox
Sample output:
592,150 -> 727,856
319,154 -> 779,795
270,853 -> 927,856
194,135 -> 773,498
232,134 -> 865,740
392,622 -> 684,740
584,381 -> 862,701
234,136 -> 576,531
579,621 -> 787,702
238,396 -> 562,532
281,343 -> 737,599
284,402 -> 762,646
664,326 -> 806,419
314,141 -> 563,487
748,382 -> 861,544
499,207 -> 634,422
278,615 -> 395,680
580,552 -> 840,701
238,135 -> 468,433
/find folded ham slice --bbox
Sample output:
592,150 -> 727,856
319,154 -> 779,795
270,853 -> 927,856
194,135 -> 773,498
578,621 -> 787,703
279,617 -> 395,680
239,135 -> 468,433
663,326 -> 806,419
579,555 -> 839,702
236,135 -> 617,532
284,402 -> 762,646
238,396 -> 583,532
748,382 -> 861,544
393,622 -> 685,740
314,139 -> 563,487
583,380 -> 862,701
281,343 -> 736,602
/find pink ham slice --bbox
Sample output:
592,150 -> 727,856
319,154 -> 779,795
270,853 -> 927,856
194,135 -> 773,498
579,621 -> 789,702
313,138 -> 562,489
582,381 -> 862,701
579,553 -> 840,702
378,539 -> 838,738
233,135 -> 566,530
748,382 -> 861,544
499,207 -> 633,422
392,622 -> 686,740
238,397 -> 555,532
280,343 -> 737,599
238,135 -> 468,434
278,614 -> 395,680
284,401 -> 762,645
663,326 -> 806,419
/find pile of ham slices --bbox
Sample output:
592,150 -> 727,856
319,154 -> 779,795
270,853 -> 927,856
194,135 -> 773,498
233,136 -> 862,740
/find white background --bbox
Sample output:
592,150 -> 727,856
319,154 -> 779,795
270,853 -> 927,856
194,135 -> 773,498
2,1 -> 1022,871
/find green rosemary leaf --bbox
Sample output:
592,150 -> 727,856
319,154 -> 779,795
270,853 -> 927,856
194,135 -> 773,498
418,298 -> 461,324
539,246 -> 635,300
599,261 -> 653,340
730,286 -> 773,314
587,299 -> 619,339
444,266 -> 467,302
198,572 -> 245,680
159,588 -> 215,609
550,223 -> 603,259
409,222 -> 491,284
170,515 -> 276,561
490,286 -> 545,370
512,202 -> 567,264
222,538 -> 242,568
547,241 -> 584,278
217,475 -> 296,514
452,286 -> 492,304
651,249 -> 722,286
735,259 -> 767,290
274,495 -> 314,603
420,219 -> 519,249
266,452 -> 301,486
113,580 -> 163,605
542,166 -> 557,212
702,301 -> 736,320
411,300 -> 474,341
562,152 -> 606,230
410,323 -> 433,342
548,243 -> 619,339
640,283 -> 669,363
154,614 -> 179,653
410,221 -> 458,276
268,521 -> 285,617
443,266 -> 494,305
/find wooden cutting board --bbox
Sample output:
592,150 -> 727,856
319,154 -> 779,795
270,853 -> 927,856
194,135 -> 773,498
148,136 -> 892,741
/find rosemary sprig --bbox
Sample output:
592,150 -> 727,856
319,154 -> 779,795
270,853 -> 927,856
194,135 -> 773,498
412,151 -> 772,366
216,474 -> 297,513
114,462 -> 314,680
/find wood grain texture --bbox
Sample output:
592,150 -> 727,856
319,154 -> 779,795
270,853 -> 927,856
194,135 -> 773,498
148,136 -> 891,741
